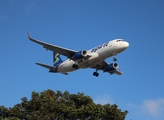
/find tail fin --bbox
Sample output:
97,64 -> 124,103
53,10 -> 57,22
53,52 -> 63,66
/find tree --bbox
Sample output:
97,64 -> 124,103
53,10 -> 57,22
0,89 -> 128,120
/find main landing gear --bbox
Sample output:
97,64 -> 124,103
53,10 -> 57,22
72,64 -> 78,69
93,69 -> 99,77
93,72 -> 99,77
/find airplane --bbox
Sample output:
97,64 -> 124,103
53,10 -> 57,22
28,33 -> 129,77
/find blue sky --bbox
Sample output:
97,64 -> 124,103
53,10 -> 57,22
0,0 -> 164,120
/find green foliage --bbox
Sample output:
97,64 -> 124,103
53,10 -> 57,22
0,89 -> 128,120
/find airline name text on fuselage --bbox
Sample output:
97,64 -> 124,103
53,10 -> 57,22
91,42 -> 109,53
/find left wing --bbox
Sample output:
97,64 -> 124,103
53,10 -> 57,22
28,33 -> 77,58
91,61 -> 123,75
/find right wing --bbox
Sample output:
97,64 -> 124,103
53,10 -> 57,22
112,69 -> 123,75
91,61 -> 123,75
28,33 -> 77,58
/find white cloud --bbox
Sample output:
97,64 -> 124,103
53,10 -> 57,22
141,98 -> 164,117
94,94 -> 114,105
128,98 -> 164,119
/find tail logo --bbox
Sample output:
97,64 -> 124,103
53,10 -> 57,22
54,53 -> 60,65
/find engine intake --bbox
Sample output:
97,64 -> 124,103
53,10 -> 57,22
72,50 -> 87,60
104,62 -> 119,72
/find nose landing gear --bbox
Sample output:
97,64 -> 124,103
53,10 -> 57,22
93,72 -> 99,77
113,54 -> 117,61
113,57 -> 117,61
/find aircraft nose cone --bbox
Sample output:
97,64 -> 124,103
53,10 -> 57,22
125,42 -> 129,48
120,41 -> 129,51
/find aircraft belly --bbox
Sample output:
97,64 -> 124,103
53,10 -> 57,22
79,59 -> 103,68
58,58 -> 103,72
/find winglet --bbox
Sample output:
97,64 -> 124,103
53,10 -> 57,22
120,69 -> 123,75
27,33 -> 31,40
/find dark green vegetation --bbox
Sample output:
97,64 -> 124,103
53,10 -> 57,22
0,89 -> 128,120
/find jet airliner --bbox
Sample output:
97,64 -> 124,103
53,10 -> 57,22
28,33 -> 129,77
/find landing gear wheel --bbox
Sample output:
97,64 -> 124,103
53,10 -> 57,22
113,55 -> 117,61
93,72 -> 99,77
72,64 -> 78,69
113,57 -> 117,61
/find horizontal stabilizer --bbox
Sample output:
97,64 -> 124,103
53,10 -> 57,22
36,63 -> 55,70
36,63 -> 68,75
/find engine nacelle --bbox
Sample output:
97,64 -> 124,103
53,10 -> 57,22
104,62 -> 119,72
72,50 -> 87,60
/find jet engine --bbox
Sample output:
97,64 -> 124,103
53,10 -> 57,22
72,50 -> 87,60
104,62 -> 119,72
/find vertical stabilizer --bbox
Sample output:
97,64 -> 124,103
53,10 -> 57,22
53,52 -> 63,66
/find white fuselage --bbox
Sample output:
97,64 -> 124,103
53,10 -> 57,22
57,39 -> 129,73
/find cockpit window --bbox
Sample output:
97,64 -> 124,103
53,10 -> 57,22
116,40 -> 124,42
